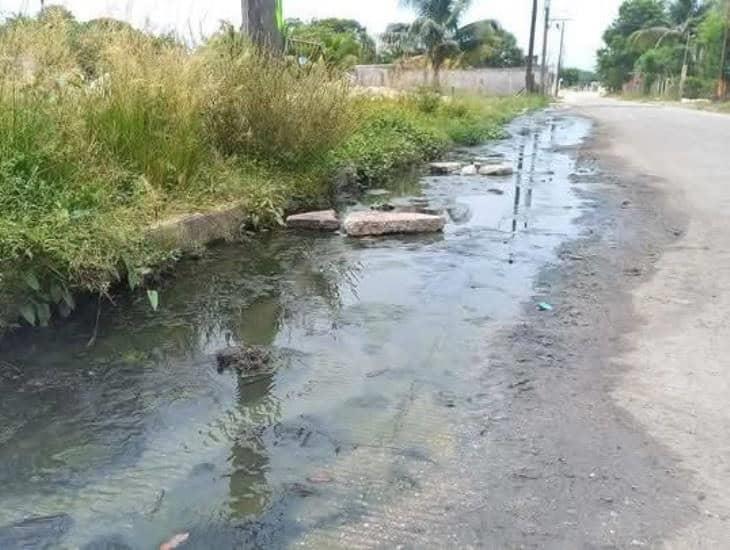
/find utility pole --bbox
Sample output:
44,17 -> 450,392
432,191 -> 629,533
554,20 -> 567,97
526,0 -> 539,93
540,0 -> 551,95
241,0 -> 283,50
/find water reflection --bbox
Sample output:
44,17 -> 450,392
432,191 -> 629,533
228,293 -> 281,520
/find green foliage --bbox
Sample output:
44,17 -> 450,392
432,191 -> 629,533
560,68 -> 597,87
0,9 -> 539,330
682,75 -> 714,98
696,5 -> 730,81
336,105 -> 447,184
285,18 -> 376,68
413,87 -> 443,113
336,93 -> 545,185
598,0 -> 729,95
597,0 -> 669,91
380,4 -> 523,74
203,46 -> 354,164
456,19 -> 524,68
400,0 -> 473,85
379,23 -> 417,62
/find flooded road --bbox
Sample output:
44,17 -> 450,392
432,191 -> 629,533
0,111 -> 595,548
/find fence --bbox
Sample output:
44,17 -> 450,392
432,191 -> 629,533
352,65 -> 551,96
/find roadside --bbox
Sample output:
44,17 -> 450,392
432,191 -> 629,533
440,101 -> 698,547
486,92 -> 730,547
568,94 -> 730,547
576,90 -> 730,115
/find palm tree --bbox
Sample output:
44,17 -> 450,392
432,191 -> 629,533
400,0 -> 472,88
381,23 -> 417,61
630,0 -> 710,97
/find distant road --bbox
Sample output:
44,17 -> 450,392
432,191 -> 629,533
568,93 -> 730,547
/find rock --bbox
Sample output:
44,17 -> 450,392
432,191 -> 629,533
286,210 -> 340,231
487,188 -> 505,195
479,163 -> 514,176
460,164 -> 478,176
217,345 -> 272,373
430,162 -> 462,175
344,211 -> 445,237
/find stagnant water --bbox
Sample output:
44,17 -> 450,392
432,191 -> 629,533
0,112 -> 592,549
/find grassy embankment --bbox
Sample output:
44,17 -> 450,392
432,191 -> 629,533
0,9 -> 545,329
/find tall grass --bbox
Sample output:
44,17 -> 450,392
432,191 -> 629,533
0,9 -> 544,329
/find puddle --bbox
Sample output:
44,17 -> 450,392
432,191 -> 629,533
0,111 -> 593,548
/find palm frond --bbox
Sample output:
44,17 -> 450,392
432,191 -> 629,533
629,26 -> 682,48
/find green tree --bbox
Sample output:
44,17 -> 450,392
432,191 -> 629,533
597,0 -> 669,91
379,22 -> 419,62
400,0 -> 472,87
696,0 -> 730,96
285,18 -> 376,68
456,19 -> 524,67
629,0 -> 709,96
560,67 -> 597,87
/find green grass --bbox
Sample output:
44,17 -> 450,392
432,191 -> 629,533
0,10 -> 545,329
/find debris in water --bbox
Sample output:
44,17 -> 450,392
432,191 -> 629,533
509,378 -> 531,389
430,161 -> 462,175
537,302 -> 554,312
216,345 -> 272,373
487,188 -> 505,195
366,368 -> 390,378
160,532 -> 189,550
307,471 -> 334,484
287,483 -> 318,497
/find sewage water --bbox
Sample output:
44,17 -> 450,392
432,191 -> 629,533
0,112 -> 593,549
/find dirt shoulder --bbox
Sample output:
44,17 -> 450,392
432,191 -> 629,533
568,95 -> 730,547
468,102 -> 706,547
487,94 -> 730,547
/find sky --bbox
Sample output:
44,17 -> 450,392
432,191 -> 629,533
0,0 -> 626,70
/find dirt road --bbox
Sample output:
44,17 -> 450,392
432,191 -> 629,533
565,94 -> 730,547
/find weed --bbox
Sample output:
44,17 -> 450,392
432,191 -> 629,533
0,10 -> 545,331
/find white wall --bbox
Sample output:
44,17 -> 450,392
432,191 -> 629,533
353,65 -> 552,96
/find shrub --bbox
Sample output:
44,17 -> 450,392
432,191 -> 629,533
412,87 -> 443,114
0,10 -> 544,330
682,77 -> 713,100
202,39 -> 354,164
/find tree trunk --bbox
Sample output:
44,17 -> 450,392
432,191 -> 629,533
432,63 -> 441,90
241,0 -> 282,51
